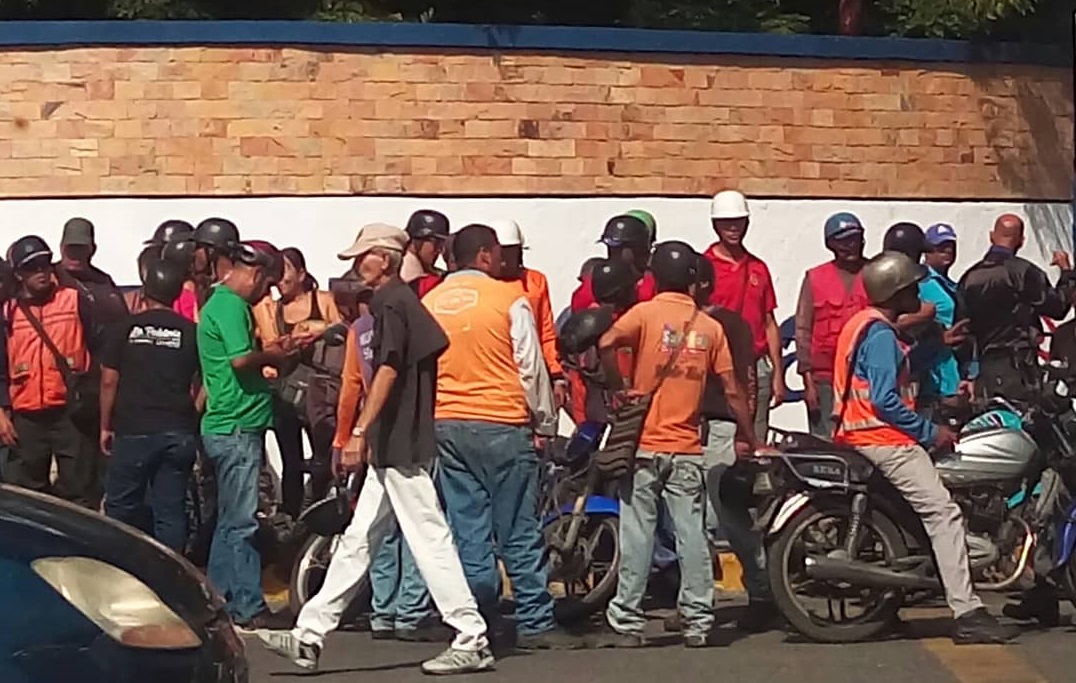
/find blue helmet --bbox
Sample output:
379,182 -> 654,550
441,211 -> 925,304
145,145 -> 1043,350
823,212 -> 864,241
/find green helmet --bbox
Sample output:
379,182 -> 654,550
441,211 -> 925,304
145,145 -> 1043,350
624,209 -> 657,243
862,251 -> 927,305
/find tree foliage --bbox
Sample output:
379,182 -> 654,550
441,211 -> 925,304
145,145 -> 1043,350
0,0 -> 1068,41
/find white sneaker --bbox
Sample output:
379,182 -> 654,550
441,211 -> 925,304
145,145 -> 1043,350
420,646 -> 495,675
257,630 -> 320,672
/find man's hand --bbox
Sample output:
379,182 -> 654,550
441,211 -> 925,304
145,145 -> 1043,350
553,379 -> 569,411
610,389 -> 645,412
770,371 -> 786,409
534,434 -> 550,453
0,410 -> 16,447
803,375 -> 819,412
340,433 -> 370,471
1051,251 -> 1073,271
958,380 -> 975,398
934,424 -> 960,450
942,319 -> 970,347
99,429 -> 114,456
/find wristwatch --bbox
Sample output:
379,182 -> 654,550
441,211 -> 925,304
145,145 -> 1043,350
352,426 -> 366,437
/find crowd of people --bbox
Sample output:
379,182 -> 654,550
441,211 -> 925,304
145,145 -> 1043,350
0,190 -> 1073,674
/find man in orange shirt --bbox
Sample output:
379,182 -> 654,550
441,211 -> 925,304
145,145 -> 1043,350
597,241 -> 762,648
488,219 -> 568,408
425,225 -> 579,651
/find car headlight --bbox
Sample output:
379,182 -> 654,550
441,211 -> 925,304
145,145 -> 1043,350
31,556 -> 202,650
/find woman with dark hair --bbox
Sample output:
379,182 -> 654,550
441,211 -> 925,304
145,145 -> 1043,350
253,247 -> 342,518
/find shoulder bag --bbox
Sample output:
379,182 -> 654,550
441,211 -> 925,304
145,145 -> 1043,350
593,307 -> 701,479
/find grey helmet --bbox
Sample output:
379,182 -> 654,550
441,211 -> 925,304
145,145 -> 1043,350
861,251 -> 927,305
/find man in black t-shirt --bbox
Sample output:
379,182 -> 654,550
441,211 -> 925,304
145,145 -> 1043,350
99,259 -> 200,553
258,224 -> 491,676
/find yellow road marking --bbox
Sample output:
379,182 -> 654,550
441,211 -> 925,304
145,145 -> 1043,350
908,607 -> 1046,683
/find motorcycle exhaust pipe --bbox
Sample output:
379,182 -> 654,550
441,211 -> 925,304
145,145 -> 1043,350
805,556 -> 941,591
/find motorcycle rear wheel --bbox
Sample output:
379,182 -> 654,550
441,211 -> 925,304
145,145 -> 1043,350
768,498 -> 906,643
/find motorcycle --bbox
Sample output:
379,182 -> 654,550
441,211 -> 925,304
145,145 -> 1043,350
540,421 -> 706,622
753,363 -> 1076,643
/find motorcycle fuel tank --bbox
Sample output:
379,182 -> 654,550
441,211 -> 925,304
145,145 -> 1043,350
936,426 -> 1037,486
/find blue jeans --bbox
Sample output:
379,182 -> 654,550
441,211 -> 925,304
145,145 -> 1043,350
104,431 -> 197,553
607,453 -> 714,638
703,420 -> 771,602
435,420 -> 555,636
202,430 -> 268,622
369,526 -> 432,631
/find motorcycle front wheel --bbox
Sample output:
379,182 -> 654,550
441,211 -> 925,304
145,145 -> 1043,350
768,497 -> 906,643
544,513 -> 621,623
288,532 -> 372,622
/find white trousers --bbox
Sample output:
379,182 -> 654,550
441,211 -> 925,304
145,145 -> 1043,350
293,465 -> 489,651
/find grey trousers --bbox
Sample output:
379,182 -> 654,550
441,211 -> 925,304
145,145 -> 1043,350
857,444 -> 983,618
754,356 -> 773,443
806,378 -> 835,439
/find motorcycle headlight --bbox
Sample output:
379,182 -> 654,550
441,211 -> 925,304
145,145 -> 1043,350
31,556 -> 202,650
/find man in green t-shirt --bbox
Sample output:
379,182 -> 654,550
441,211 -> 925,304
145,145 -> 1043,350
198,241 -> 299,630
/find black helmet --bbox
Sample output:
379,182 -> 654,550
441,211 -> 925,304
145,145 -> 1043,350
7,235 -> 53,271
718,460 -> 765,511
883,222 -> 925,261
406,210 -> 450,241
557,307 -> 614,357
591,258 -> 637,305
161,237 -> 197,271
650,240 -> 698,289
146,219 -> 194,247
143,259 -> 188,306
600,215 -> 651,248
193,218 -> 240,251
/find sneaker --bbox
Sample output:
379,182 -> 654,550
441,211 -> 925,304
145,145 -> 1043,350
952,608 -> 1019,645
736,601 -> 779,633
515,627 -> 587,650
396,624 -> 455,643
683,633 -> 711,649
256,630 -> 321,672
236,608 -> 296,633
420,646 -> 495,675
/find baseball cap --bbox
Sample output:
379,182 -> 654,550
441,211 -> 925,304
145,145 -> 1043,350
823,212 -> 864,241
61,217 -> 95,247
338,223 -> 409,260
925,223 -> 957,247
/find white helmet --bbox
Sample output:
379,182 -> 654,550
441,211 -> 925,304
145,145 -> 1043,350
710,190 -> 749,220
488,219 -> 526,248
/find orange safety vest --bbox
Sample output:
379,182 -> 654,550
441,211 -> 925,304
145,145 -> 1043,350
832,308 -> 918,447
806,262 -> 869,379
6,287 -> 89,412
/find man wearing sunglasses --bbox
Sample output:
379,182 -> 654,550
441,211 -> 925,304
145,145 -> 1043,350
3,235 -> 100,508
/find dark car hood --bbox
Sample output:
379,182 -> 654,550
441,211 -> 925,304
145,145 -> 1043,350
0,485 -> 224,626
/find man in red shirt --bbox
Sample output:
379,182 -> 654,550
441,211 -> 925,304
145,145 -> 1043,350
570,215 -> 655,312
703,190 -> 785,442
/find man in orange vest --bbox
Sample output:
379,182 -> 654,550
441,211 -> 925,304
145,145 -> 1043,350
4,235 -> 98,507
795,212 -> 869,437
425,224 -> 580,651
488,219 -> 568,409
833,251 -> 1016,645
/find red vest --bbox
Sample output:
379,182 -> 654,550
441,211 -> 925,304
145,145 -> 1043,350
807,262 -> 869,379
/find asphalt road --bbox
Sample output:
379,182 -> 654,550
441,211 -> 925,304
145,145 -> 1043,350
245,600 -> 1076,683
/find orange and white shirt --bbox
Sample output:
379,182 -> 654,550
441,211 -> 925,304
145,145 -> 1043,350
423,269 -> 556,436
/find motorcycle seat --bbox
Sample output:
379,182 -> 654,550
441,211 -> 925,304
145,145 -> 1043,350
776,432 -> 876,485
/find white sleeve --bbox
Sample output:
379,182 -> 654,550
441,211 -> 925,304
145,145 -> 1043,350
509,296 -> 557,437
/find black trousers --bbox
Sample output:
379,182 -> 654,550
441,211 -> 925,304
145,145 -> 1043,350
977,353 -> 1039,405
272,397 -> 334,518
8,408 -> 96,508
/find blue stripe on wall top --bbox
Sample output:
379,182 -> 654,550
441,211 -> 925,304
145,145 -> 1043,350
0,21 -> 1067,67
